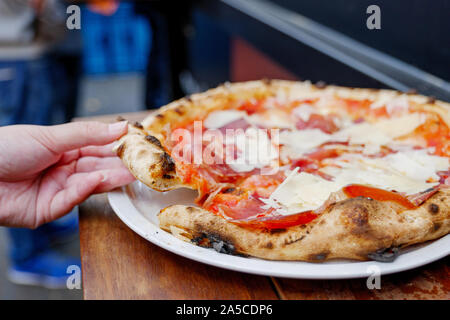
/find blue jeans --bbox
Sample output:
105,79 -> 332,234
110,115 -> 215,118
0,59 -> 54,126
0,57 -> 60,263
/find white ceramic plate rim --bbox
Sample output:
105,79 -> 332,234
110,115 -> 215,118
108,182 -> 450,279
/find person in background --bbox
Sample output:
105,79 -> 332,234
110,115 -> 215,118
0,0 -> 82,288
135,1 -> 191,109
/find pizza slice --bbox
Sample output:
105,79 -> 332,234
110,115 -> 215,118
114,80 -> 450,262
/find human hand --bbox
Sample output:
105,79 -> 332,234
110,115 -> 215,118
0,121 -> 135,228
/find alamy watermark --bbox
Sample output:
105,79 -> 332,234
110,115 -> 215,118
168,122 -> 280,175
366,265 -> 381,289
66,265 -> 82,289
366,5 -> 381,30
66,5 -> 81,30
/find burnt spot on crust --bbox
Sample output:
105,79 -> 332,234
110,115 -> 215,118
427,96 -> 436,104
116,116 -> 126,122
284,235 -> 304,245
160,152 -> 176,173
406,88 -> 417,94
116,143 -> 125,158
264,241 -> 273,249
174,106 -> 184,115
186,206 -> 198,213
162,174 -> 174,179
428,203 -> 439,215
133,121 -> 144,129
155,113 -> 164,119
269,228 -> 287,234
315,81 -> 327,89
346,204 -> 369,229
336,197 -> 388,241
191,233 -> 236,255
432,222 -> 441,232
308,251 -> 330,261
262,78 -> 272,85
367,247 -> 399,262
145,135 -> 163,149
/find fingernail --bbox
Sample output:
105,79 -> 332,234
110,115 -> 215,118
109,121 -> 127,135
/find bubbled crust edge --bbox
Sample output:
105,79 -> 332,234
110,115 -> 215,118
113,123 -> 187,191
158,189 -> 450,261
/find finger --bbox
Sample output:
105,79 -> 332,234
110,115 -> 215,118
65,167 -> 135,194
59,143 -> 118,165
74,156 -> 126,173
41,121 -> 128,154
93,167 -> 136,193
79,143 -> 117,158
48,171 -> 104,221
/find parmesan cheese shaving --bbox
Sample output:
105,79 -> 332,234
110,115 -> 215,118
279,129 -> 332,160
281,113 -> 426,159
263,150 -> 448,215
246,109 -> 295,129
292,104 -> 316,121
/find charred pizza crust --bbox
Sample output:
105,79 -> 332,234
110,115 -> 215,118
158,190 -> 450,261
113,124 -> 187,191
114,80 -> 450,261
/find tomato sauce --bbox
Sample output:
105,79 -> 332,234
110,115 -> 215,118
232,211 -> 318,230
343,185 -> 417,209
410,116 -> 450,157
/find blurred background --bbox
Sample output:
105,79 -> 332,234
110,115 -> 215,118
0,0 -> 449,299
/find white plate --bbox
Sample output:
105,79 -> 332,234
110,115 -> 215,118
108,181 -> 450,279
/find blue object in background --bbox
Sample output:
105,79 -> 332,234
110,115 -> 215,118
0,57 -> 81,288
81,2 -> 152,75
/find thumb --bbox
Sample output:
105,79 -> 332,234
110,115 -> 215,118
42,121 -> 128,153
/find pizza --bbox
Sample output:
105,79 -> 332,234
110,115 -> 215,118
114,80 -> 450,262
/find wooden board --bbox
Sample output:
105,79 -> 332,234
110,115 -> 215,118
79,195 -> 278,300
272,257 -> 449,300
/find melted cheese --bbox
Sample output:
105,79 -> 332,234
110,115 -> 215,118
247,109 -> 295,129
281,113 -> 426,159
263,150 -> 448,215
334,113 -> 424,144
279,129 -> 331,160
370,94 -> 410,115
292,104 -> 316,121
261,169 -> 342,215
226,128 -> 279,173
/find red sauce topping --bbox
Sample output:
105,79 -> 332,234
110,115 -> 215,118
410,116 -> 450,157
231,211 -> 318,230
237,99 -> 265,114
343,185 -> 417,210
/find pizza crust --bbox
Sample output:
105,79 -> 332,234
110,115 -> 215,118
114,80 -> 450,261
158,189 -> 450,261
143,80 -> 450,133
113,124 -> 188,191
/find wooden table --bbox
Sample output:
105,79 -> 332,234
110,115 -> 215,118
77,112 -> 450,300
